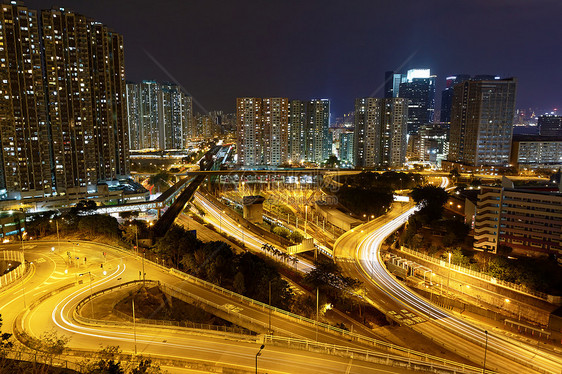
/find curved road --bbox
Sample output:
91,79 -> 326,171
334,178 -> 562,374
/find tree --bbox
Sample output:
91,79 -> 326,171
70,199 -> 97,216
148,170 -> 172,193
449,168 -> 460,181
0,315 -> 12,357
411,186 -> 449,221
272,226 -> 290,239
233,272 -> 246,294
288,230 -> 304,244
324,155 -> 340,168
35,330 -> 69,365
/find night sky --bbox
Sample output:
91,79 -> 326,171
24,0 -> 562,117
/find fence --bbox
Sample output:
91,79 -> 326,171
0,250 -> 27,290
399,246 -> 551,301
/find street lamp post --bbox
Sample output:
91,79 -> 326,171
316,288 -> 319,341
304,205 -> 308,236
255,344 -> 265,374
132,298 -> 137,355
20,231 -> 26,309
483,330 -> 488,373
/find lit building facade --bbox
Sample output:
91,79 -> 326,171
0,3 -> 129,200
474,181 -> 562,256
288,100 -> 305,163
305,99 -> 331,164
262,98 -> 289,165
510,135 -> 562,171
538,115 -> 562,137
448,78 -> 517,167
237,97 -> 262,166
0,3 -> 52,199
126,81 -> 192,150
354,98 -> 407,168
440,75 -> 470,124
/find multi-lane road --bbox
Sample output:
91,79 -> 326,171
3,240 -> 460,373
334,177 -> 562,374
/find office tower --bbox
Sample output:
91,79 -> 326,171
417,123 -> 449,164
354,98 -> 408,168
262,98 -> 289,166
288,100 -> 305,163
384,71 -> 406,99
449,78 -> 517,167
440,75 -> 470,124
305,99 -> 330,163
0,3 -> 52,198
237,98 -> 262,166
538,115 -> 562,136
398,69 -> 436,134
441,75 -> 499,124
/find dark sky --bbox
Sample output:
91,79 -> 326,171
25,0 -> 562,117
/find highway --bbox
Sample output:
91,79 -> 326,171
3,241 -> 462,373
334,177 -> 562,374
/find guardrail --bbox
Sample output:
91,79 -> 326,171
264,335 -> 488,374
35,240 -> 488,372
166,268 -> 487,373
399,246 -> 550,301
73,279 -> 257,337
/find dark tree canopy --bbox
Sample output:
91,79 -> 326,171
411,185 -> 449,221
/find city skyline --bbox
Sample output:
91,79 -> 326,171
20,0 -> 562,117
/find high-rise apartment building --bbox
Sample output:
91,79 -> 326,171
126,81 -> 192,150
262,98 -> 289,166
354,98 -> 408,168
0,3 -> 52,199
237,98 -> 262,166
236,97 -> 327,167
538,115 -> 562,137
339,132 -> 354,166
0,3 -> 129,199
288,100 -> 305,163
448,78 -> 517,167
305,99 -> 331,164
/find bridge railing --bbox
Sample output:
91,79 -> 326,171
264,335 -> 489,374
167,268 -> 486,373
